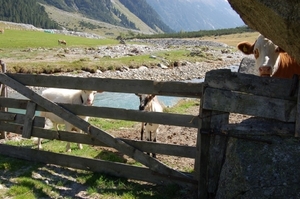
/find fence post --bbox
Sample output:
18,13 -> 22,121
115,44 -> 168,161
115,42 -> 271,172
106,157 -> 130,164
195,81 -> 211,199
0,60 -> 7,139
195,108 -> 210,199
295,80 -> 300,137
207,111 -> 229,197
195,78 -> 229,198
22,101 -> 36,139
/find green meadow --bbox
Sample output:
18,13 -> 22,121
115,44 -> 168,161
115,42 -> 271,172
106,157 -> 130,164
0,29 -> 117,48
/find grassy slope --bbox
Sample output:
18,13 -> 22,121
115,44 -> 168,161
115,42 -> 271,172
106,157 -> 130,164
111,0 -> 156,34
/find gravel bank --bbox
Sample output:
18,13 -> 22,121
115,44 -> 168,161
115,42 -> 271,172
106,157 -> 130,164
61,38 -> 244,81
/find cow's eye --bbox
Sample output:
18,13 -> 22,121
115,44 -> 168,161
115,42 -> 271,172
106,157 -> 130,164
254,49 -> 259,59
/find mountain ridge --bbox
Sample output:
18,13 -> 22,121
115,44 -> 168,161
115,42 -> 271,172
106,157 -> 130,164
0,0 -> 244,35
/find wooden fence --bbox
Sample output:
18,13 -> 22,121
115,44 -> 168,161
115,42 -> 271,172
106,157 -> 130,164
0,72 -> 202,187
0,67 -> 299,198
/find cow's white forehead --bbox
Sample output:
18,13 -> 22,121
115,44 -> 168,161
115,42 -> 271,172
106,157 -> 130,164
254,34 -> 277,50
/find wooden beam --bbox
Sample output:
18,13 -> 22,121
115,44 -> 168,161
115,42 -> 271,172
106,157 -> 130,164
6,73 -> 202,98
203,87 -> 296,122
0,98 -> 199,128
205,69 -> 295,100
0,111 -> 16,121
295,80 -> 300,137
0,122 -> 196,158
22,101 -> 36,138
207,111 -> 229,196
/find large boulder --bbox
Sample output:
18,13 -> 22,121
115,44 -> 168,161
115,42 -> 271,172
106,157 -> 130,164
215,117 -> 300,198
227,0 -> 300,63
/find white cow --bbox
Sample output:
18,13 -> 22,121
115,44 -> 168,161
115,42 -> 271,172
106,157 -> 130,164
38,88 -> 97,152
136,94 -> 163,158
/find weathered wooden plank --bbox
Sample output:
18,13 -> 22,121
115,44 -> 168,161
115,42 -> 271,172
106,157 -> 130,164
205,69 -> 296,100
121,139 -> 196,158
0,122 -> 196,158
62,105 -> 199,128
295,81 -> 300,137
0,98 -> 28,109
0,98 -> 199,128
203,87 -> 296,122
195,108 -> 211,199
207,111 -> 229,195
6,73 -> 202,98
0,111 -> 16,121
0,111 -> 44,127
22,101 -> 36,138
0,60 -> 8,139
0,144 -> 197,186
221,119 -> 294,136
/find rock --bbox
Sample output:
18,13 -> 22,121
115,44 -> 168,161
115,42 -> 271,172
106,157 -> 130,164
214,117 -> 300,198
238,57 -> 256,75
158,63 -> 168,69
138,66 -> 148,71
96,69 -> 102,74
173,61 -> 181,67
228,0 -> 300,63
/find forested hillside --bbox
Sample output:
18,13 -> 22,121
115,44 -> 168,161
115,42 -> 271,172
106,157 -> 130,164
119,0 -> 173,33
40,0 -> 137,29
0,0 -> 59,29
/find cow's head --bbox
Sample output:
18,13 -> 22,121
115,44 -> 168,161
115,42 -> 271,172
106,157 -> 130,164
237,34 -> 283,77
135,94 -> 156,111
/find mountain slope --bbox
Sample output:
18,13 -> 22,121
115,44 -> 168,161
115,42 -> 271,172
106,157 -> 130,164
118,0 -> 173,33
40,0 -> 173,32
145,0 -> 244,31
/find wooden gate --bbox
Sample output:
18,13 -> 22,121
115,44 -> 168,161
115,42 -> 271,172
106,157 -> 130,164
0,72 -> 201,187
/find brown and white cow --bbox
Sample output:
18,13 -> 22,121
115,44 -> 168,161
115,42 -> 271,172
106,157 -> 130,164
58,39 -> 67,45
237,34 -> 300,78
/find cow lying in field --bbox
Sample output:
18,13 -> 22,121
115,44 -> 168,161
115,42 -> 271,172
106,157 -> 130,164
136,94 -> 163,158
0,29 -> 4,34
38,88 -> 97,152
58,39 -> 67,45
237,34 -> 300,78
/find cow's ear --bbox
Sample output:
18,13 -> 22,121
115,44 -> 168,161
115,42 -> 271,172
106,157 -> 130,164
275,46 -> 285,53
149,94 -> 156,100
237,42 -> 254,55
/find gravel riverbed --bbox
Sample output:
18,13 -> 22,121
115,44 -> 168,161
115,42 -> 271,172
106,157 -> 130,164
59,38 -> 244,81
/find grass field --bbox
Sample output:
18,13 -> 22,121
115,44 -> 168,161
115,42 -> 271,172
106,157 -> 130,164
0,29 -> 118,49
201,32 -> 258,47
